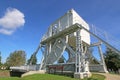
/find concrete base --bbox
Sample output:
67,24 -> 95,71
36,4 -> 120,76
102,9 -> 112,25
74,73 -> 84,79
21,70 -> 46,77
83,72 -> 92,78
74,72 -> 92,79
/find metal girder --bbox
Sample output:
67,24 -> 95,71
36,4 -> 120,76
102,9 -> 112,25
76,23 -> 120,55
60,38 -> 76,56
90,41 -> 102,47
45,37 -> 68,64
41,24 -> 80,44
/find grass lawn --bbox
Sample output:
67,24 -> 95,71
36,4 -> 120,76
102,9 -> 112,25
0,73 -> 105,80
84,74 -> 105,80
0,77 -> 20,80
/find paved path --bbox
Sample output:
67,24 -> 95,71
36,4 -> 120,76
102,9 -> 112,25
96,73 -> 120,80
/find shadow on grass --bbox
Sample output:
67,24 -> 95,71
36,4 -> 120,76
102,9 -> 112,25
87,78 -> 97,80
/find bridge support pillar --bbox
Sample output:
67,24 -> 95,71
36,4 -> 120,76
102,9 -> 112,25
98,44 -> 108,73
74,72 -> 92,79
74,29 -> 92,79
74,73 -> 84,79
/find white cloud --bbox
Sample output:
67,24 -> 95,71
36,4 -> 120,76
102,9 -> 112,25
0,7 -> 25,35
0,29 -> 14,35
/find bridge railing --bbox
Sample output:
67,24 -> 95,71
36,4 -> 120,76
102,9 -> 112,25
41,9 -> 90,45
41,9 -> 120,53
41,12 -> 72,42
10,64 -> 40,72
89,25 -> 120,53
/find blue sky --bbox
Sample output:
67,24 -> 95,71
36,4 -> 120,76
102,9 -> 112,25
0,0 -> 120,63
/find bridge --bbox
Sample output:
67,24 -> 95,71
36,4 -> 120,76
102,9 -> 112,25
10,9 -> 120,79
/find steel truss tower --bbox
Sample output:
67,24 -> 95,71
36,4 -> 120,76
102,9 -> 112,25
35,9 -> 119,79
10,9 -> 120,79
39,9 -> 92,79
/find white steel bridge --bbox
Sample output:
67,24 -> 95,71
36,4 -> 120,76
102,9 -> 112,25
10,9 -> 120,79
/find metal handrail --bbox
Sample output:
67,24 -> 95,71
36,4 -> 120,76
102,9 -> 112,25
76,23 -> 120,54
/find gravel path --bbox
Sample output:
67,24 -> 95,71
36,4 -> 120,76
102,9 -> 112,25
96,73 -> 120,80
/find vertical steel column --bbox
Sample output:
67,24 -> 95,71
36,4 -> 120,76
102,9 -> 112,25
98,44 -> 108,73
75,29 -> 82,73
48,42 -> 52,55
44,44 -> 48,70
67,12 -> 69,28
39,55 -> 44,70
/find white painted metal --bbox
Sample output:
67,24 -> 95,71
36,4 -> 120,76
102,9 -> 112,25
71,9 -> 90,45
98,44 -> 108,73
46,37 -> 68,64
40,10 -> 91,76
41,9 -> 90,45
76,23 -> 120,54
10,9 -> 120,79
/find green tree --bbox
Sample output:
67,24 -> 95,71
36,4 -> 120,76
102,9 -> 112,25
0,52 -> 2,65
27,54 -> 37,65
6,50 -> 26,67
104,48 -> 120,72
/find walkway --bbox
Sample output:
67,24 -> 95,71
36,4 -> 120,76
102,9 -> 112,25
96,73 -> 120,80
